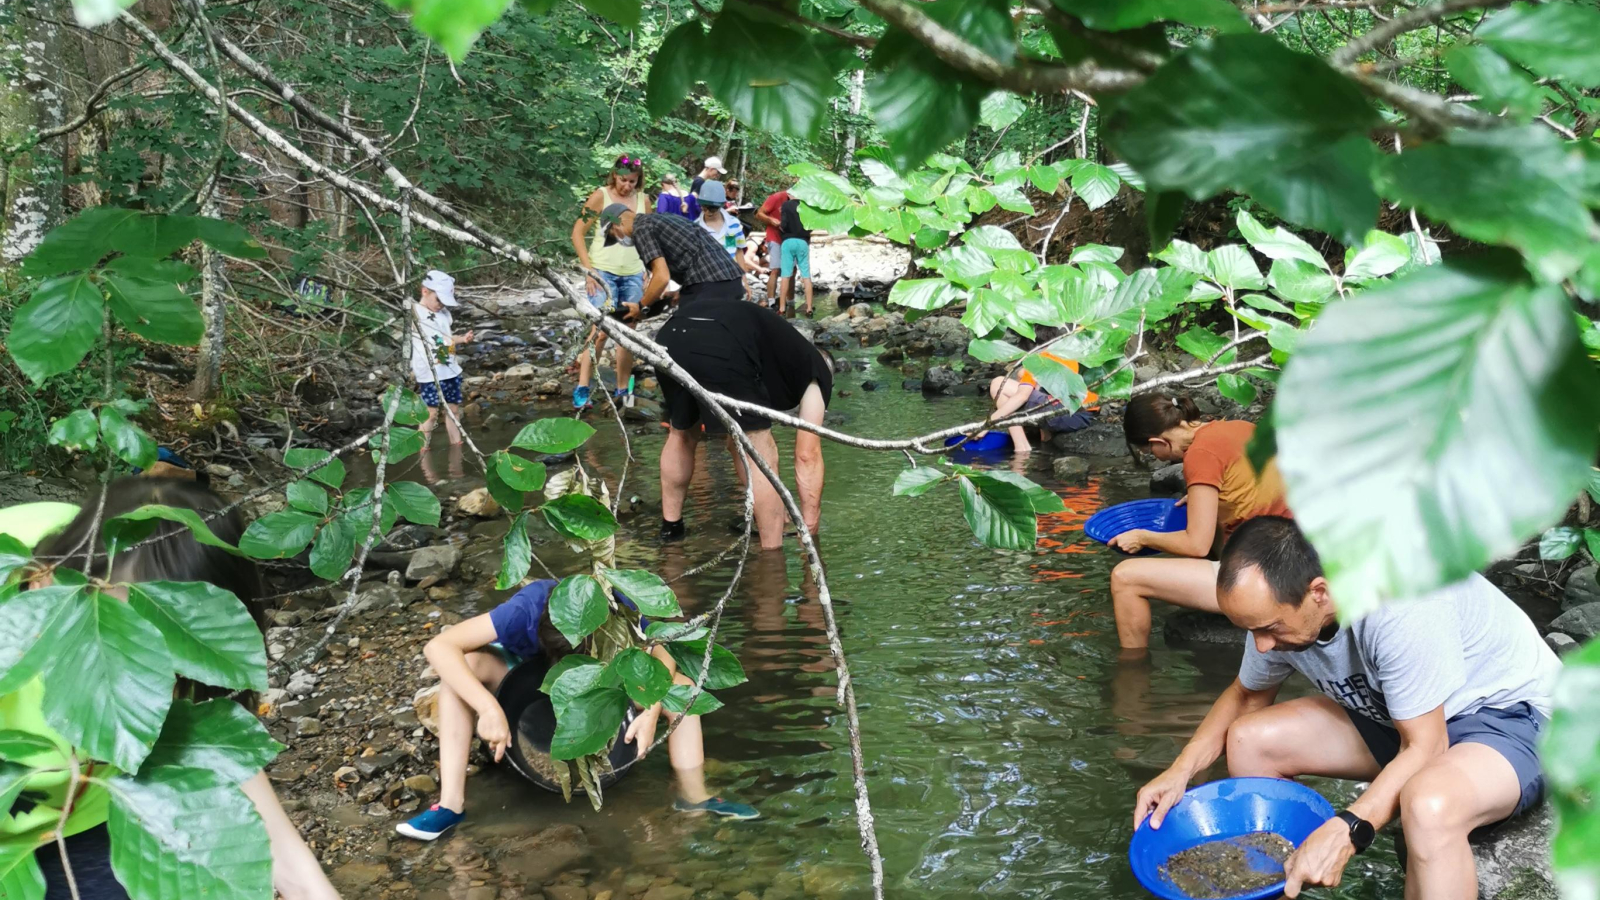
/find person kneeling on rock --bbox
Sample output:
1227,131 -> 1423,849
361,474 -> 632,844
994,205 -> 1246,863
396,579 -> 757,841
986,347 -> 1097,454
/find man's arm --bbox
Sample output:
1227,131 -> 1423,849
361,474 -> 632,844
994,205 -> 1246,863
1282,706 -> 1448,897
639,256 -> 672,309
1134,678 -> 1280,828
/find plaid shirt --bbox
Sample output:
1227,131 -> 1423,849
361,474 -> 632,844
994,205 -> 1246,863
631,213 -> 743,287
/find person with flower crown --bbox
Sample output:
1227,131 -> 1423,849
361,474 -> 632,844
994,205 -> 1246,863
570,153 -> 654,409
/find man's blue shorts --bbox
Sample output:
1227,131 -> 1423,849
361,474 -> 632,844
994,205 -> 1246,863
1345,701 -> 1546,819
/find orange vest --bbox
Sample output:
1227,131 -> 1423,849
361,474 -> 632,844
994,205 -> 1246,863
1019,352 -> 1099,409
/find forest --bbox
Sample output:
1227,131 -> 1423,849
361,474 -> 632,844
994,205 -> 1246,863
1,0 -> 1599,899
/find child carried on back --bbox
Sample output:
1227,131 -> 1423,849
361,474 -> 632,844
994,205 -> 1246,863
396,579 -> 757,840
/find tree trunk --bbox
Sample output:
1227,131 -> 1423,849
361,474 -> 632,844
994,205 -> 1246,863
190,192 -> 226,400
841,65 -> 864,171
0,0 -> 68,263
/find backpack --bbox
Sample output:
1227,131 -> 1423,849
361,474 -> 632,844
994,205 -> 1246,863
779,198 -> 810,242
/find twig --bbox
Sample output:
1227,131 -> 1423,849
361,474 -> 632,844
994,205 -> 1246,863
1331,0 -> 1511,66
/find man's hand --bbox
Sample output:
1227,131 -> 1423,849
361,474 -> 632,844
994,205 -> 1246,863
621,302 -> 642,322
476,704 -> 511,762
1283,818 -> 1355,897
1133,766 -> 1190,830
625,706 -> 662,760
1110,529 -> 1151,554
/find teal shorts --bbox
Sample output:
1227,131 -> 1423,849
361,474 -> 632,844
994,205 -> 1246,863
780,238 -> 811,279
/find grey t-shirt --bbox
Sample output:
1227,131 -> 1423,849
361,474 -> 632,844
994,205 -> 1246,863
1239,573 -> 1561,723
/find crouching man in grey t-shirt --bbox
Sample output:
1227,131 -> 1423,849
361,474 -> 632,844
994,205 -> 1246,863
1133,516 -> 1560,900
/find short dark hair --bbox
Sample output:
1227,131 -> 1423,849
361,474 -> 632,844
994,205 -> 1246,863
1217,516 -> 1322,606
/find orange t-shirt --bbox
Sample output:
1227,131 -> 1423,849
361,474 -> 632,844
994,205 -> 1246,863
1019,352 -> 1099,409
1182,420 -> 1290,534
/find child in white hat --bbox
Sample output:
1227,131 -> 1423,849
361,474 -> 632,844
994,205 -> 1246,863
411,269 -> 474,446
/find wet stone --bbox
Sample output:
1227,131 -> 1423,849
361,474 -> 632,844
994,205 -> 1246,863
1562,564 -> 1600,611
403,774 -> 439,794
1053,456 -> 1090,482
1550,602 -> 1600,640
294,716 -> 325,736
1150,463 -> 1186,494
1545,633 -> 1578,657
357,751 -> 404,778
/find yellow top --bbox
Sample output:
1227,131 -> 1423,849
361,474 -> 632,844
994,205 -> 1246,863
587,187 -> 646,277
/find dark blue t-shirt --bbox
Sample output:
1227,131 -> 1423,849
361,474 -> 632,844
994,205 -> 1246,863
487,579 -> 644,659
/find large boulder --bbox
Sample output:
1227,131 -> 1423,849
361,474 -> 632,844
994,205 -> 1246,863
1049,422 -> 1130,457
915,314 -> 970,345
921,365 -> 962,395
1163,611 -> 1241,645
1150,463 -> 1186,494
404,543 -> 461,581
1052,456 -> 1090,482
1562,564 -> 1600,611
1473,805 -> 1556,900
456,487 -> 501,518
1550,602 -> 1600,640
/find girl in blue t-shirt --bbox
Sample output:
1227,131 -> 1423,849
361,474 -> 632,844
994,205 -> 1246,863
396,580 -> 756,840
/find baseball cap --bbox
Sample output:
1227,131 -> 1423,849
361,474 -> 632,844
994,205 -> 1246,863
599,203 -> 632,231
422,269 -> 457,307
705,156 -> 727,174
696,180 -> 727,207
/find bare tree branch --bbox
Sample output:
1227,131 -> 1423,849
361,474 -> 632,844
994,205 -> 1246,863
1331,0 -> 1510,67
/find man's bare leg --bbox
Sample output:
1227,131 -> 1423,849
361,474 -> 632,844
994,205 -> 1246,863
745,429 -> 786,550
1400,744 -> 1522,900
660,426 -> 701,526
1226,695 -> 1382,782
795,382 -> 826,536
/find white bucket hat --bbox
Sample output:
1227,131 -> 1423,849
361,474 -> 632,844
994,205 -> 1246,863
422,269 -> 458,307
704,155 -> 727,174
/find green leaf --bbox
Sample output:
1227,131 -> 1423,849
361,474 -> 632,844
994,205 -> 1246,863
979,90 -> 1026,130
1238,136 -> 1378,247
1373,127 -> 1591,282
647,20 -> 706,117
1206,245 -> 1266,291
1547,638 -> 1600,891
661,683 -> 723,716
142,699 -> 282,783
1071,163 -> 1121,211
104,277 -> 202,346
41,589 -> 175,772
379,385 -> 430,426
1021,353 -> 1088,412
958,474 -> 1038,551
7,274 -> 104,384
964,224 -> 1036,271
1176,326 -> 1231,364
1588,468 -> 1600,506
1069,244 -> 1124,265
485,463 -> 527,514
307,513 -> 357,582
20,207 -> 139,278
540,654 -> 601,695
867,0 -> 1014,169
99,406 -> 156,470
1217,373 -> 1257,406
1155,239 -> 1209,275
1052,0 -> 1249,32
238,511 -> 319,560
48,408 -> 100,452
103,257 -> 198,284
1268,257 -> 1338,305
0,762 -> 31,821
108,765 -> 271,900
579,0 -> 639,27
1147,190 -> 1186,253
1443,44 -> 1543,120
542,494 -> 618,543
601,568 -> 682,618
701,8 -> 836,139
1105,35 -> 1377,225
103,505 -> 239,556
987,181 -> 1034,214
928,245 -> 997,289
608,648 -> 673,707
370,427 -> 424,465
286,480 -> 329,516
384,0 -> 514,62
800,203 -> 858,235
0,535 -> 34,587
1586,528 -> 1600,564
979,469 -> 1068,514
283,448 -> 345,489
1343,230 -> 1410,282
893,466 -> 948,498
127,581 -> 266,692
1275,256 -> 1600,620
790,172 -> 855,211
645,621 -> 708,643
549,686 -> 629,760
1478,1 -> 1600,88
549,575 -> 611,644
342,489 -> 398,537
664,640 -> 749,690
888,278 -> 961,311
493,451 -> 548,493
189,217 -> 268,260
495,513 -> 533,590
1541,527 -> 1584,561
1235,210 -> 1326,269
1246,408 -> 1276,475
511,418 -> 596,454
0,586 -> 80,695
386,481 -> 441,526
967,339 -> 1025,362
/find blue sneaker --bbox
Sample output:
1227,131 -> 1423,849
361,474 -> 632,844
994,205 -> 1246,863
395,804 -> 465,841
572,385 -> 591,409
673,796 -> 759,820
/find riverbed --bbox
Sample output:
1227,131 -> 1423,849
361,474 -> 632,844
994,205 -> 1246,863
267,340 -> 1414,900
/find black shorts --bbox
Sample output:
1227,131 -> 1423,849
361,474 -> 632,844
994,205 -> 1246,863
678,278 -> 746,305
657,295 -> 822,435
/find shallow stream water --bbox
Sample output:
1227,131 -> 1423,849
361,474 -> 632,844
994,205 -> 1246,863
374,349 -> 1404,900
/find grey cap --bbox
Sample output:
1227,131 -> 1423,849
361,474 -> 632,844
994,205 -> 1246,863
695,180 -> 727,206
599,203 -> 632,230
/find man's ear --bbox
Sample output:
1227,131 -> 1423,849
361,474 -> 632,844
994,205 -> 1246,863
1308,576 -> 1333,611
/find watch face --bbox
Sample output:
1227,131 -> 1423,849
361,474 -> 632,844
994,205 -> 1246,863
1340,811 -> 1375,851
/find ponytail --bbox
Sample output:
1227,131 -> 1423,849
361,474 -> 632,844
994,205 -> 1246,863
1124,392 -> 1202,446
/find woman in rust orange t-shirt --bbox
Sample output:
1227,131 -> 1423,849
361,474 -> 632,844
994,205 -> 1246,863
1106,392 -> 1289,649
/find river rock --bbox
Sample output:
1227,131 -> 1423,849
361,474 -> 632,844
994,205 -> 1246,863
1562,564 -> 1600,611
1545,633 -> 1578,657
1549,602 -> 1600,640
861,380 -> 878,391
1163,611 -> 1241,645
1053,456 -> 1089,482
642,886 -> 694,900
545,888 -> 587,900
1473,804 -> 1555,899
331,861 -> 391,892
497,823 -> 592,884
403,774 -> 439,794
457,488 -> 501,518
356,751 -> 403,778
405,544 -> 461,581
902,379 -> 922,391
847,303 -> 872,319
914,314 -> 970,344
293,716 -> 324,736
1150,463 -> 1185,494
1049,422 -> 1130,457
922,365 -> 961,395
286,670 -> 318,696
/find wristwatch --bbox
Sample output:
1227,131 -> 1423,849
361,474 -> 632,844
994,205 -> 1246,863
1336,810 -> 1376,854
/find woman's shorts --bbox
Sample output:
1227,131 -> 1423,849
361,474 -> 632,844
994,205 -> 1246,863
418,376 -> 463,407
780,238 -> 811,279
588,270 -> 645,317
